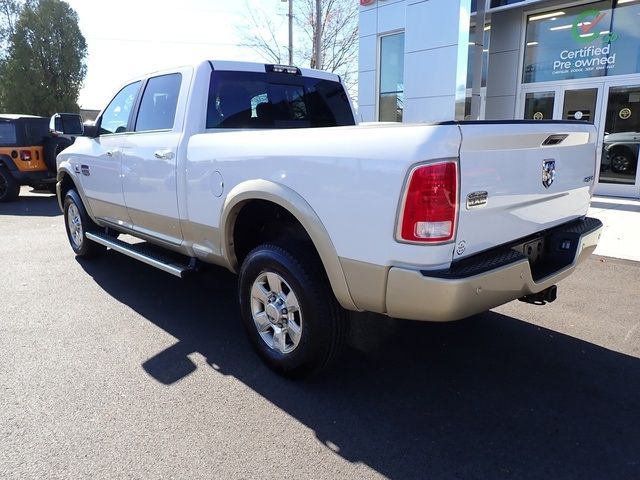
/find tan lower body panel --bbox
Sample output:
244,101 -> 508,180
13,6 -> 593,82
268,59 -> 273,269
339,258 -> 389,313
385,225 -> 602,322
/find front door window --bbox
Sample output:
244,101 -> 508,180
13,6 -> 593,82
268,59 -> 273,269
599,85 -> 640,186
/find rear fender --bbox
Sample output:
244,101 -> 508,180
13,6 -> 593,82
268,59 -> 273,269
221,179 -> 358,311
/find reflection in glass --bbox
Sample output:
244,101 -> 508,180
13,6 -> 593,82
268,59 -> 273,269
466,25 -> 490,89
379,33 -> 405,122
524,91 -> 555,120
599,85 -> 640,185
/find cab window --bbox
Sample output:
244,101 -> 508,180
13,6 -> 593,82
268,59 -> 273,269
135,73 -> 182,132
99,81 -> 141,135
206,71 -> 355,129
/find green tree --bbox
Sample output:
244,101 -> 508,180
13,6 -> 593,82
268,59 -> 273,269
0,0 -> 86,115
0,0 -> 21,56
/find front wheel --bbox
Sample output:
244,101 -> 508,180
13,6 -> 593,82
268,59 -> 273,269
63,189 -> 105,258
238,243 -> 348,377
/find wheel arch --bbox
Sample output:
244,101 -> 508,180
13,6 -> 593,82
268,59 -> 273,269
0,154 -> 18,173
607,143 -> 635,157
56,167 -> 96,219
221,179 -> 357,311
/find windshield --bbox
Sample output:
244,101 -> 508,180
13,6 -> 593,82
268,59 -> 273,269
206,70 -> 355,129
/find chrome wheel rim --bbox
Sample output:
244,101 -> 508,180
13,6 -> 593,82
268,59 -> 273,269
67,203 -> 83,249
250,271 -> 302,355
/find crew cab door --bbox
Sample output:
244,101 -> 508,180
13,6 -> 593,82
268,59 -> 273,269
80,80 -> 141,227
120,72 -> 187,244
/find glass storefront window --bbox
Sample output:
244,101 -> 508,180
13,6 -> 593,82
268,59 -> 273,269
466,25 -> 490,89
562,88 -> 598,122
599,85 -> 640,185
523,0 -> 640,83
524,91 -> 555,120
379,33 -> 404,122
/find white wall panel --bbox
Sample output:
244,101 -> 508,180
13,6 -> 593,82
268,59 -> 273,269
358,70 -> 377,107
359,8 -> 378,38
359,35 -> 377,73
378,0 -> 406,33
404,95 -> 457,123
404,46 -> 459,99
405,0 -> 462,53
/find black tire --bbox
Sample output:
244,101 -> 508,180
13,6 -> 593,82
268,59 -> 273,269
0,167 -> 20,202
43,137 -> 72,172
63,189 -> 105,258
238,243 -> 348,378
610,149 -> 636,174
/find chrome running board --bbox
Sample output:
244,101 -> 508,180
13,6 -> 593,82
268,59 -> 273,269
86,231 -> 191,278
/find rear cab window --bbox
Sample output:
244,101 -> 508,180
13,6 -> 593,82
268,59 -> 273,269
206,70 -> 355,129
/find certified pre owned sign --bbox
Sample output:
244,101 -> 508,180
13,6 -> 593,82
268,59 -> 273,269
572,9 -> 615,44
552,9 -> 618,76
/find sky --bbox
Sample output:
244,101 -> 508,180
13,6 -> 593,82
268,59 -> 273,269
65,0 -> 289,109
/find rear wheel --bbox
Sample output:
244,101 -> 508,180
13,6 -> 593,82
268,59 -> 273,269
238,243 -> 348,377
0,167 -> 19,202
63,189 -> 105,258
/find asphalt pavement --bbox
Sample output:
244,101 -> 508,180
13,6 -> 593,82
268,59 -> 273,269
1,188 -> 639,480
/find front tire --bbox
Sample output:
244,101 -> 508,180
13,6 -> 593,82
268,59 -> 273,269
238,243 -> 348,377
63,189 -> 105,258
0,167 -> 20,202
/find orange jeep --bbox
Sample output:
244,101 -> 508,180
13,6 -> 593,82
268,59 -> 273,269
0,114 -> 73,202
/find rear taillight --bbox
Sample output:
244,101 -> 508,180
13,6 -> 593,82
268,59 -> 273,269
19,150 -> 32,161
398,161 -> 458,243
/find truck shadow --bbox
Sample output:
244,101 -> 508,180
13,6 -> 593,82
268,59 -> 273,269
78,252 -> 640,480
0,192 -> 60,217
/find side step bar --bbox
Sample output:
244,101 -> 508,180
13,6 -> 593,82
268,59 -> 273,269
86,231 -> 192,278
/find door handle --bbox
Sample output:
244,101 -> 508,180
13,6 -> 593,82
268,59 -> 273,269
106,150 -> 116,157
154,150 -> 174,160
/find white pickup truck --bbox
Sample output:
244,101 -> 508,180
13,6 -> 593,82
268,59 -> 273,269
56,60 -> 603,376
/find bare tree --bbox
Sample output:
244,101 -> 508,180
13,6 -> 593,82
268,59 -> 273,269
238,3 -> 288,65
238,0 -> 359,97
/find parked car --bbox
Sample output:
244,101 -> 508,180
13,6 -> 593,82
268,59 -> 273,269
55,61 -> 603,377
602,131 -> 640,174
0,114 -> 76,202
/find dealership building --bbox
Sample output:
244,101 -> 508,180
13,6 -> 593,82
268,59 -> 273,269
358,0 -> 640,198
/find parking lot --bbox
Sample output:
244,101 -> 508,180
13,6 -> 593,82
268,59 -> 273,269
1,188 -> 639,480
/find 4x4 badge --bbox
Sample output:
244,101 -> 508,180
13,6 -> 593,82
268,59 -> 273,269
542,159 -> 555,188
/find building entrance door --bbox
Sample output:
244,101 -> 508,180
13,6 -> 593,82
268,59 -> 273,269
595,83 -> 640,198
520,80 -> 640,198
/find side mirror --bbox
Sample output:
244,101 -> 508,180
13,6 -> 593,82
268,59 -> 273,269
82,122 -> 99,138
49,113 -> 84,136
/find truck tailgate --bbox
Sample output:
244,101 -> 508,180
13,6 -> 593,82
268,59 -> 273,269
454,121 -> 597,260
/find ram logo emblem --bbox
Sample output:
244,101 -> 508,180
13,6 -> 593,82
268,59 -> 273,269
542,159 -> 556,189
